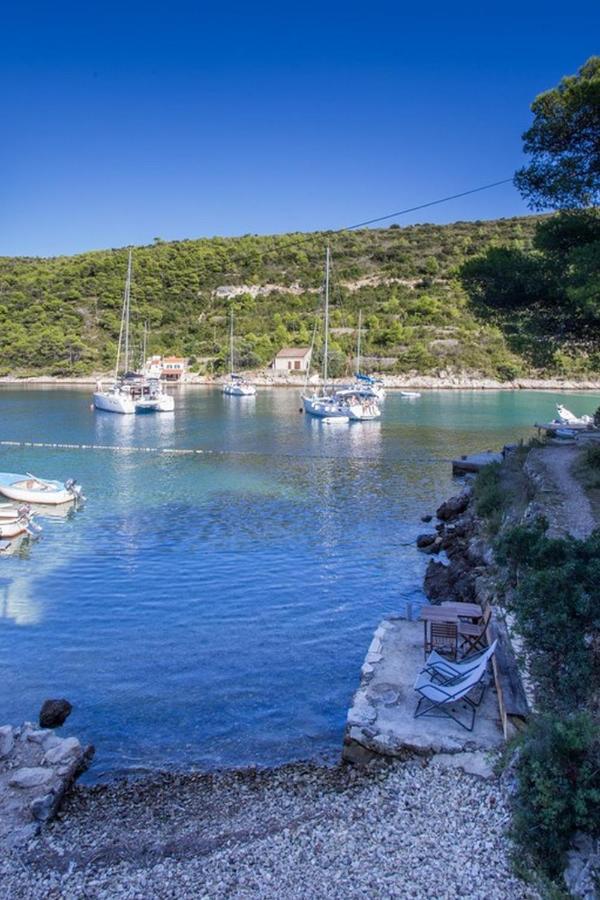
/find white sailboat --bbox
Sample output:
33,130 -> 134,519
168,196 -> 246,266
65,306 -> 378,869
302,247 -> 351,421
331,310 -> 382,421
93,251 -> 174,414
222,311 -> 256,396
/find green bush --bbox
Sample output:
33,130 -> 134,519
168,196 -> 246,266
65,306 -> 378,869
473,462 -> 504,519
512,713 -> 600,877
498,522 -> 600,710
497,521 -> 600,880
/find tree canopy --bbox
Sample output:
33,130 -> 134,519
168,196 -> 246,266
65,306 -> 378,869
514,56 -> 600,209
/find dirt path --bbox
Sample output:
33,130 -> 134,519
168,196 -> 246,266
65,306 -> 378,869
526,445 -> 595,539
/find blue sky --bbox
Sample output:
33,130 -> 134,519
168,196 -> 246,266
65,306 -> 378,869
1,1 -> 598,257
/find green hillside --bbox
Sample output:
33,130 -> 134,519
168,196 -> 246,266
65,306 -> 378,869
0,215 -> 576,379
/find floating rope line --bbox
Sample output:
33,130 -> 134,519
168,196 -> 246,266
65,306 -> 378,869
0,438 -> 454,465
0,440 -> 209,456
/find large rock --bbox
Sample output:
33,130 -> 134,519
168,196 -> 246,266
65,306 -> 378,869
39,698 -> 72,729
9,767 -> 53,789
424,560 -> 453,601
416,532 -> 437,549
43,737 -> 81,766
436,492 -> 470,521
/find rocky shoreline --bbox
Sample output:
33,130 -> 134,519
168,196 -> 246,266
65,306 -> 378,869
3,372 -> 600,391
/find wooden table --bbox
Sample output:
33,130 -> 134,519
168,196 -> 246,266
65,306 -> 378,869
440,601 -> 483,622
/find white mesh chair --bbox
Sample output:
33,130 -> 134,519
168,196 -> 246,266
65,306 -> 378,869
413,651 -> 494,731
422,640 -> 498,684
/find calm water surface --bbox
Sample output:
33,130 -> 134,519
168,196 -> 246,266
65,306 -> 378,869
0,387 -> 596,779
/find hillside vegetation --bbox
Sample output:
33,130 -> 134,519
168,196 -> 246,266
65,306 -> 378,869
0,214 -> 586,380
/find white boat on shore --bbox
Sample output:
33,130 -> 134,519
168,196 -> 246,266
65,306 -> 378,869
0,473 -> 84,506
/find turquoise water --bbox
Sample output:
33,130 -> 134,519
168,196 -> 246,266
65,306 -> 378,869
0,386 -> 596,779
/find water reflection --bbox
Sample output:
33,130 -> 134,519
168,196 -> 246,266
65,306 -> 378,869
0,577 -> 41,625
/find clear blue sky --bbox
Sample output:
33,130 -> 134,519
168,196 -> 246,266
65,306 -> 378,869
1,1 -> 598,257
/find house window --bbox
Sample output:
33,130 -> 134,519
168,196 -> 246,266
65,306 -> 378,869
294,360 -> 301,370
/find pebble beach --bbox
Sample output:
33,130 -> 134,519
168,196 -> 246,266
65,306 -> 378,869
1,759 -> 536,899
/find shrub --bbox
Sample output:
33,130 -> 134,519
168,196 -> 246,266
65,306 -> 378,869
473,462 -> 504,519
498,523 -> 600,710
512,713 -> 600,877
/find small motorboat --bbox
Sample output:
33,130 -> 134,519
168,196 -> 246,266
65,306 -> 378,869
400,391 -> 421,399
0,473 -> 85,506
0,507 -> 41,538
553,404 -> 593,427
0,503 -> 31,520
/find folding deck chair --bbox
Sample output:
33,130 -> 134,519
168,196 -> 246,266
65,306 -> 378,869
413,649 -> 495,731
421,639 -> 498,684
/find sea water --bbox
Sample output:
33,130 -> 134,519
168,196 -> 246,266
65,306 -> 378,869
0,386 -> 595,779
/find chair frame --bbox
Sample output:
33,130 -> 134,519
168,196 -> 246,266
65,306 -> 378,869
413,656 -> 492,731
458,606 -> 492,655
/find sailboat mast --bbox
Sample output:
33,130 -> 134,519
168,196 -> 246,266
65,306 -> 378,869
229,309 -> 234,375
114,248 -> 132,379
323,245 -> 330,387
356,309 -> 362,376
123,248 -> 132,373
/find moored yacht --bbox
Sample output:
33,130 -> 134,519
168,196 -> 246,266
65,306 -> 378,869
222,311 -> 256,396
93,250 -> 174,414
302,247 -> 352,421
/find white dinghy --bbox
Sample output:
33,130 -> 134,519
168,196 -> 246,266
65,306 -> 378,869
0,473 -> 84,506
553,404 -> 593,427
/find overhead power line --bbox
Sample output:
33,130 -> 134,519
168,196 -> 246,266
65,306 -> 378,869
340,177 -> 515,231
209,175 -> 516,280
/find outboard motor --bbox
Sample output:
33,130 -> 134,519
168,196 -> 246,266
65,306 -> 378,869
65,479 -> 86,503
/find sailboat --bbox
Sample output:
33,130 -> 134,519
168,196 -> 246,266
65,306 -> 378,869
302,247 -> 351,421
350,311 -> 385,400
93,251 -> 174,414
222,311 -> 256,396
333,310 -> 383,419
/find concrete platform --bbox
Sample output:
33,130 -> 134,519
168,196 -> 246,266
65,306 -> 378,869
343,618 -> 504,764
